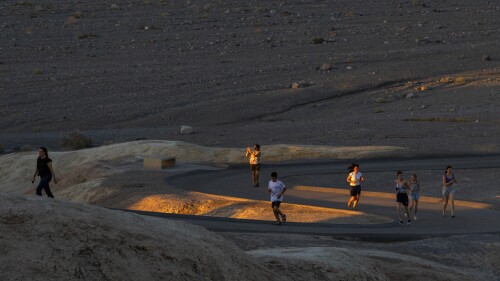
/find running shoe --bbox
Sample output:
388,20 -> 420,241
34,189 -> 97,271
398,221 -> 404,225
414,215 -> 417,221
281,214 -> 287,223
274,221 -> 281,225
407,220 -> 411,226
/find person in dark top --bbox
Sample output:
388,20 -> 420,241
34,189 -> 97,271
31,147 -> 57,198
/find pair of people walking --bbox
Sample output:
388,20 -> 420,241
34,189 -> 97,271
394,171 -> 420,225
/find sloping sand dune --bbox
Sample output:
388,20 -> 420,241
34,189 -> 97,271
0,193 -> 284,281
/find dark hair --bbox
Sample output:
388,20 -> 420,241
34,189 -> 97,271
254,144 -> 260,150
271,171 -> 277,178
396,171 -> 403,176
348,163 -> 359,172
444,165 -> 452,174
39,146 -> 48,158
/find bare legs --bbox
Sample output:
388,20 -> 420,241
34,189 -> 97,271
397,203 -> 410,224
409,199 -> 419,220
252,170 -> 259,187
353,194 -> 360,209
273,206 -> 284,222
443,193 -> 455,217
347,194 -> 360,210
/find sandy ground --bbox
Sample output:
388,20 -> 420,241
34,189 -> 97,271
4,194 -> 497,281
1,0 -> 500,279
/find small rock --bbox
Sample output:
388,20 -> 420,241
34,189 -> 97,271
417,85 -> 428,91
420,105 -> 426,109
482,55 -> 492,61
319,63 -> 332,70
406,93 -> 415,99
180,125 -> 193,135
346,66 -> 353,70
439,77 -> 453,83
291,81 -> 312,89
312,38 -> 325,44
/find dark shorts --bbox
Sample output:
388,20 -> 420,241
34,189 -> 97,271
396,193 -> 409,206
349,185 -> 361,196
250,164 -> 260,171
271,201 -> 281,208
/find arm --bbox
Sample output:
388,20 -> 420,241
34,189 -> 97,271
32,167 -> 38,183
346,174 -> 352,184
360,176 -> 365,183
47,162 -> 57,184
278,187 -> 287,197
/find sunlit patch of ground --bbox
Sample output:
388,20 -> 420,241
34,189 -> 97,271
128,192 -> 390,224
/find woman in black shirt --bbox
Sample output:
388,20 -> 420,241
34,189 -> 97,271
31,147 -> 57,198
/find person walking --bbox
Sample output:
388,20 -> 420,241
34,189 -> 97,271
408,174 -> 420,221
395,171 -> 411,225
246,144 -> 261,187
268,171 -> 287,225
441,165 -> 458,217
31,147 -> 57,198
346,163 -> 364,210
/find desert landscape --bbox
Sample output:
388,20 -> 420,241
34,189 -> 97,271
1,0 -> 499,280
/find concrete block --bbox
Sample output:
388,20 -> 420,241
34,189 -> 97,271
144,156 -> 176,169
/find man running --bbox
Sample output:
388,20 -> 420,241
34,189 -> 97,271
268,171 -> 287,225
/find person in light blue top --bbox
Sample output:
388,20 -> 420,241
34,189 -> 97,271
408,174 -> 420,221
441,165 -> 458,217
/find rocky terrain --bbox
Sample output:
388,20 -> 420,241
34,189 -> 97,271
0,0 -> 499,153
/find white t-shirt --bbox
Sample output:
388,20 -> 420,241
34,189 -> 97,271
349,172 -> 363,186
268,180 -> 286,202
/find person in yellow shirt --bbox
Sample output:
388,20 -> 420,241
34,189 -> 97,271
245,144 -> 261,187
